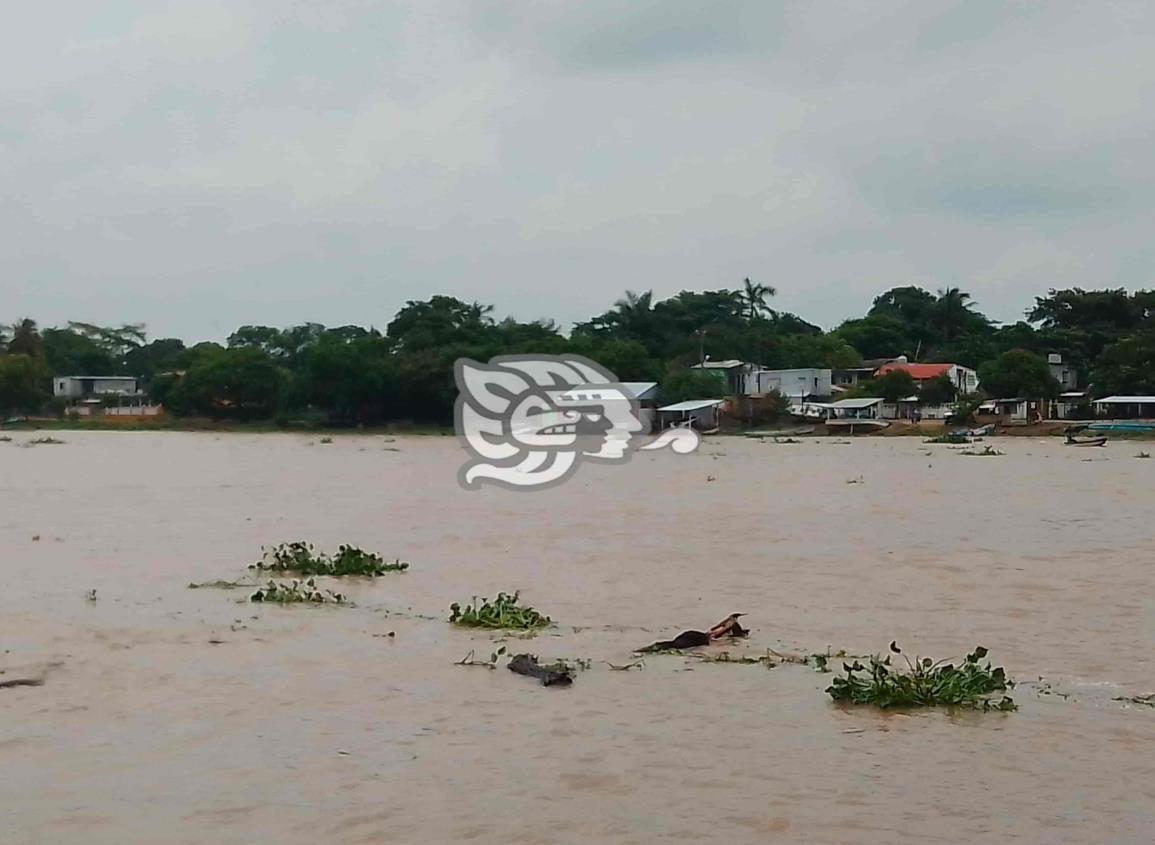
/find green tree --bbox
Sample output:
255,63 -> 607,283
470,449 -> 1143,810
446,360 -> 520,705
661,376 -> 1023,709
7,318 -> 43,358
933,287 -> 988,342
123,338 -> 186,380
570,337 -> 661,381
67,322 -> 146,368
1091,331 -> 1155,395
977,349 -> 1060,399
387,296 -> 495,352
296,335 -> 397,425
739,277 -> 776,321
42,328 -> 115,375
871,370 -> 916,402
919,373 -> 957,405
834,315 -> 911,360
0,354 -> 49,416
659,368 -> 727,404
168,348 -> 287,420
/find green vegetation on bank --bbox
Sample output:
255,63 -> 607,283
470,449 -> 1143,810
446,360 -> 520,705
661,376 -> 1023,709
5,286 -> 1155,424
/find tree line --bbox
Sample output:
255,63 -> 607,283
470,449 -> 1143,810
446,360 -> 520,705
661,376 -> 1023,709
2,284 -> 1155,422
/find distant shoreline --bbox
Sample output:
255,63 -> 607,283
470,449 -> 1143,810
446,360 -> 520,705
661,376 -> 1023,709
6,417 -> 1153,439
0,417 -> 456,436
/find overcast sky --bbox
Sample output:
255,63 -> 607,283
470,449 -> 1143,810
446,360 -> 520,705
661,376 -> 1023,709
3,1 -> 1154,341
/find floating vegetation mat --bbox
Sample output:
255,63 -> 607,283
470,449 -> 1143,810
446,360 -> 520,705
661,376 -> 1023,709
826,643 -> 1016,711
252,541 -> 408,576
926,433 -> 971,444
249,578 -> 347,604
449,591 -> 552,630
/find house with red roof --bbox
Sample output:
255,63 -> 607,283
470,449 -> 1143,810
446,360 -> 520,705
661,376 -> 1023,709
873,356 -> 980,395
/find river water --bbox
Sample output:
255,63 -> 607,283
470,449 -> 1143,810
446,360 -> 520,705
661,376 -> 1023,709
1,432 -> 1152,844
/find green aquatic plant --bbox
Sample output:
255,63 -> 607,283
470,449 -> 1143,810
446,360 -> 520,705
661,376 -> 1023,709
926,432 -> 970,444
251,541 -> 408,576
826,642 -> 1016,711
449,591 -> 552,630
250,578 -> 346,604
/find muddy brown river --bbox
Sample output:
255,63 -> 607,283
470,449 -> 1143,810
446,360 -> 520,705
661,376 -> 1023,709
1,432 -> 1152,844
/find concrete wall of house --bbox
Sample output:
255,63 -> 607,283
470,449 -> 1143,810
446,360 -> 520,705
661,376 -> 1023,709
750,368 -> 832,398
54,377 -> 139,398
948,366 -> 980,394
54,378 -> 81,398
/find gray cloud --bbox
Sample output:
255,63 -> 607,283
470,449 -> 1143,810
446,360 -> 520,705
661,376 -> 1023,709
2,1 -> 1154,341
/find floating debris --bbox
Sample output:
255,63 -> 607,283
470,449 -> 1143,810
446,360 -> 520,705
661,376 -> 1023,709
508,654 -> 573,686
958,446 -> 1004,457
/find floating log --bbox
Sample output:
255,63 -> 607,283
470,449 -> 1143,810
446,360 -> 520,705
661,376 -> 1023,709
507,654 -> 573,686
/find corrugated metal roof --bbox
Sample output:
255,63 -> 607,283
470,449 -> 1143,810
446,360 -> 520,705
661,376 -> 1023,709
620,381 -> 658,399
874,362 -> 955,379
828,397 -> 883,409
1094,395 -> 1155,403
691,360 -> 746,369
658,399 -> 726,412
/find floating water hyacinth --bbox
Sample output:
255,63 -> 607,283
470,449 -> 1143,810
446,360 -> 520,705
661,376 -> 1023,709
449,591 -> 552,630
251,541 -> 408,576
250,578 -> 346,604
826,643 -> 1016,711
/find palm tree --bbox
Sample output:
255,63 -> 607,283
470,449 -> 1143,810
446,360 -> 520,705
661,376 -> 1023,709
740,277 -> 776,321
935,287 -> 976,342
610,289 -> 654,337
7,318 -> 43,357
464,301 -> 495,327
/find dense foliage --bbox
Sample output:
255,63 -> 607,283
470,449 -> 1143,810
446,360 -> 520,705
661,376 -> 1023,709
3,285 -> 1155,423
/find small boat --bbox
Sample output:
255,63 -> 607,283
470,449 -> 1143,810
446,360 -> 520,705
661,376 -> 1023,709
825,418 -> 890,434
745,426 -> 815,439
1066,436 -> 1107,447
968,424 -> 995,437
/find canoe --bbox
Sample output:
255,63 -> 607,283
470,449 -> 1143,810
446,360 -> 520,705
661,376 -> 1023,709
1066,437 -> 1107,447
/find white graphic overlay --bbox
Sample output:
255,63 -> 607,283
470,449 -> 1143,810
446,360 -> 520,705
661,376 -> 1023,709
454,354 -> 699,490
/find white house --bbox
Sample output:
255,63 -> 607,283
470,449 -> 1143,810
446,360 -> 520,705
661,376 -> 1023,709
748,368 -> 832,399
690,360 -> 758,395
691,361 -> 833,399
53,376 -> 140,399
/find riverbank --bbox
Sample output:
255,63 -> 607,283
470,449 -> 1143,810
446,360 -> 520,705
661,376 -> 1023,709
0,416 -> 456,436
